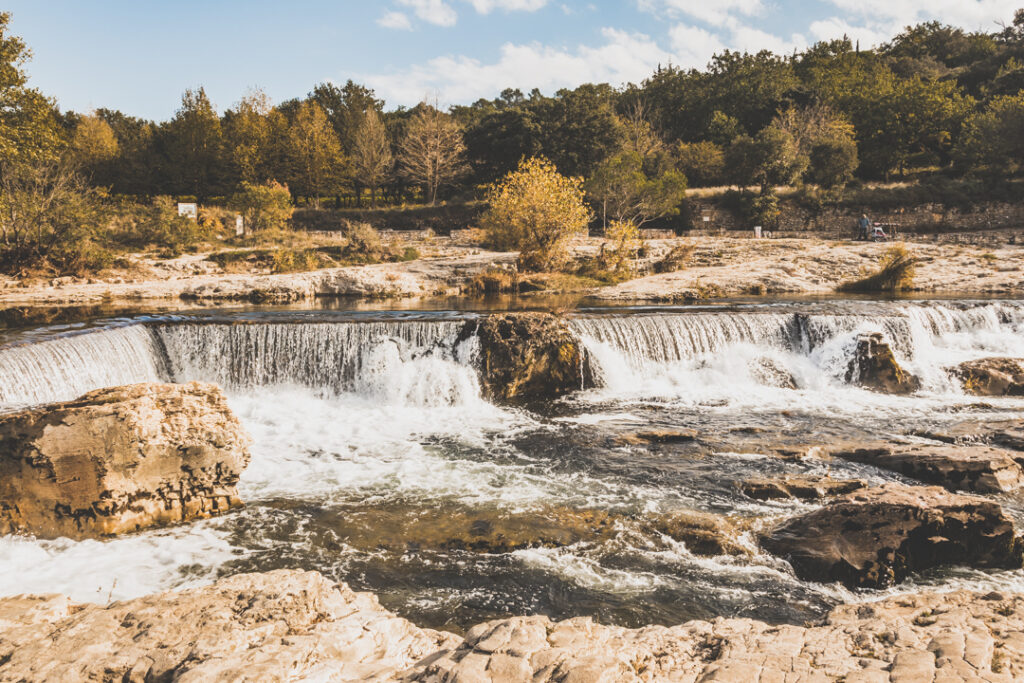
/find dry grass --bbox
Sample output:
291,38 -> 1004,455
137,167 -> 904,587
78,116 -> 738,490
654,242 -> 697,274
839,243 -> 917,293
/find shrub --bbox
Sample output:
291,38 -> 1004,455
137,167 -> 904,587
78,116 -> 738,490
840,243 -> 918,293
480,157 -> 592,272
599,219 -> 642,273
229,180 -> 294,233
466,267 -> 517,294
654,242 -> 697,273
109,196 -> 212,256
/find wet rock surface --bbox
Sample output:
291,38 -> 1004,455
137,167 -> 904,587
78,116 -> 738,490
6,570 -> 1024,682
0,570 -> 457,682
953,357 -> 1024,396
830,442 -> 1024,493
295,502 -> 751,557
0,382 -> 251,539
760,483 -> 1023,589
846,333 -> 921,394
916,420 -> 1024,454
740,475 -> 867,501
464,312 -> 586,401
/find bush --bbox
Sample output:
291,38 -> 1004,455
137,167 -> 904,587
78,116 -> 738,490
480,157 -> 592,272
466,267 -> 517,294
840,243 -> 918,293
654,242 -> 697,273
599,219 -> 642,273
109,196 -> 212,255
228,180 -> 294,233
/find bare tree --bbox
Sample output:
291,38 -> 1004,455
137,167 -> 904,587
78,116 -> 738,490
352,109 -> 392,207
399,103 -> 467,205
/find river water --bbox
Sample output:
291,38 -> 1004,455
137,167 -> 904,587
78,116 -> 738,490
1,299 -> 1023,632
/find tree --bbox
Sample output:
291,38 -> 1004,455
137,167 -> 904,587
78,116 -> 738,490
229,180 -> 294,233
955,93 -> 1024,173
675,141 -> 726,187
585,151 -> 687,228
0,157 -> 108,274
352,109 -> 392,206
223,88 -> 274,184
533,84 -> 623,177
399,104 -> 467,205
0,12 -> 61,166
287,101 -> 345,208
480,157 -> 592,271
727,125 -> 806,194
161,87 -> 226,202
772,105 -> 858,189
70,114 -> 119,171
464,106 -> 542,184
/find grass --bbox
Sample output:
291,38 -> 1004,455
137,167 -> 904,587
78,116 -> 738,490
839,243 -> 918,293
654,242 -> 697,273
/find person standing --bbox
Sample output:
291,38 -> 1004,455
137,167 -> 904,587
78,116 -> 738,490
858,214 -> 871,240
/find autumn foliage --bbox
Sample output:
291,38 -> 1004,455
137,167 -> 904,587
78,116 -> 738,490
480,157 -> 592,272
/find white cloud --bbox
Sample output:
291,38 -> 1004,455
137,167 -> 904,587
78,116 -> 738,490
465,0 -> 549,13
808,17 -> 890,48
398,0 -> 459,26
729,25 -> 805,55
668,24 -> 724,68
642,0 -> 764,27
825,0 -> 1017,30
365,28 -> 675,106
378,11 -> 414,30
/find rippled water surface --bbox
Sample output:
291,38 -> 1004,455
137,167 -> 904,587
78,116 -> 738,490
1,298 -> 1023,631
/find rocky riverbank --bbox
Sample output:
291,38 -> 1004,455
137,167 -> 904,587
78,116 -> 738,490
1,236 -> 1022,305
3,568 -> 1024,682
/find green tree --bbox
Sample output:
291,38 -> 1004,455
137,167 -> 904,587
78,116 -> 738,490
287,101 -> 345,208
955,93 -> 1024,173
585,151 -> 687,228
223,88 -> 274,184
481,157 -> 592,271
0,12 -> 61,166
352,109 -> 392,206
70,113 -> 119,175
161,87 -> 226,202
675,141 -> 726,187
229,180 -> 294,233
533,84 -> 623,177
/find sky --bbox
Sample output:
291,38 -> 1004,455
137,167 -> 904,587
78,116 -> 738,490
5,0 -> 1020,121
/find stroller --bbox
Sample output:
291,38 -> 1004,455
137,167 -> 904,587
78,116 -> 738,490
869,225 -> 891,242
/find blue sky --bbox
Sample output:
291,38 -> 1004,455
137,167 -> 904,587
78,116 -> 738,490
6,0 -> 1019,120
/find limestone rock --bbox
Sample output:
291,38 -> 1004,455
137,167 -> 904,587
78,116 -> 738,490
749,356 -> 798,389
830,442 -> 1024,493
408,590 -> 1024,682
5,570 -> 1024,681
846,333 -> 921,394
761,483 -> 1023,588
740,475 -> 867,501
0,570 -> 457,682
915,419 -> 1024,453
953,357 -> 1024,396
0,382 -> 251,539
463,313 -> 586,401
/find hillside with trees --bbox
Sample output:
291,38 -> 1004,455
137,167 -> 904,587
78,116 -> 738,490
1,9 -> 1023,276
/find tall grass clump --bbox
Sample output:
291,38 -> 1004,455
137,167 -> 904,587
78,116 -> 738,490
840,243 -> 917,293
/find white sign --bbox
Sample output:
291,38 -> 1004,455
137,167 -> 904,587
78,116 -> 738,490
235,214 -> 245,236
177,203 -> 198,220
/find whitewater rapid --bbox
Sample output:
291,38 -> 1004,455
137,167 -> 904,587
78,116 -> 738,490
1,300 -> 1023,626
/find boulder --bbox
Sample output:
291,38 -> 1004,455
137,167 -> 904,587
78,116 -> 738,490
740,475 -> 867,501
616,428 -> 699,446
0,570 -> 457,682
830,442 -> 1024,493
0,382 -> 251,539
749,356 -> 798,389
953,357 -> 1024,396
462,313 -> 586,401
761,483 -> 1023,589
846,332 -> 921,394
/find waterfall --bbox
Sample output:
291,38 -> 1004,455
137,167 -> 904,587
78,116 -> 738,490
0,326 -> 169,407
1,302 -> 1022,409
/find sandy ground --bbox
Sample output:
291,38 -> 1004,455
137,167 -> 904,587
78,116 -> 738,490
1,235 -> 1021,306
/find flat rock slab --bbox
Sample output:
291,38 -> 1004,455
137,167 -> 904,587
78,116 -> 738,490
0,382 -> 251,539
740,475 -> 867,501
0,570 -> 457,682
830,442 -> 1024,493
5,570 -> 1024,682
916,420 -> 1024,454
760,482 -> 1023,589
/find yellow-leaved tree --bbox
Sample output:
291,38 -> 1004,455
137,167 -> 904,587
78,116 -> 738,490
481,157 -> 591,271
